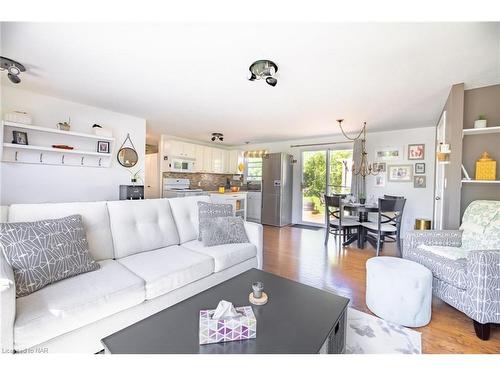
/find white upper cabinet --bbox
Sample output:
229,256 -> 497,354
166,140 -> 196,159
160,136 -> 243,175
183,142 -> 196,159
194,145 -> 205,172
211,148 -> 224,173
203,146 -> 212,172
228,150 -> 244,174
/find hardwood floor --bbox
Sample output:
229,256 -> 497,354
262,225 -> 500,354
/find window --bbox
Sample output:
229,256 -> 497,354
245,157 -> 263,181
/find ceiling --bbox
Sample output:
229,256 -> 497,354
1,22 -> 500,146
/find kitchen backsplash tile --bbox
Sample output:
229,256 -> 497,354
163,172 -> 242,191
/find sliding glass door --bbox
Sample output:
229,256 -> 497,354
300,148 -> 353,225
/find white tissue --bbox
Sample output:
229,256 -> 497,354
212,300 -> 241,320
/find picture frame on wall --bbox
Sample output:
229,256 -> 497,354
12,131 -> 28,145
388,164 -> 413,182
97,141 -> 110,154
414,162 -> 425,174
375,147 -> 402,161
374,174 -> 386,187
408,144 -> 425,160
414,175 -> 426,188
372,162 -> 386,172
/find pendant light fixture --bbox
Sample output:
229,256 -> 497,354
337,119 -> 379,177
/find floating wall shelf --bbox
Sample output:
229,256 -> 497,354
462,126 -> 500,136
461,179 -> 500,184
3,121 -> 115,141
2,120 -> 115,168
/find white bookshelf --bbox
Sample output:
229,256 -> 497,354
462,126 -> 500,136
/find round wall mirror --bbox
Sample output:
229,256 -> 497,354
117,147 -> 138,168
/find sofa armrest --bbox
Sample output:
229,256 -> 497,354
466,250 -> 500,324
403,230 -> 462,257
0,251 -> 15,353
244,221 -> 263,269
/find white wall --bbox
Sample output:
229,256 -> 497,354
0,86 -> 146,204
241,127 -> 436,233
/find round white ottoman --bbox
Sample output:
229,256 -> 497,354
366,256 -> 432,327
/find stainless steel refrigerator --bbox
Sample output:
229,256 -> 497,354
261,153 -> 293,226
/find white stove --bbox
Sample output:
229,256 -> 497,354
163,178 -> 206,198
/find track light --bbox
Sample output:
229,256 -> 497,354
248,60 -> 278,87
211,133 -> 224,142
1,56 -> 26,84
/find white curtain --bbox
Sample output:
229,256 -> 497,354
350,139 -> 365,199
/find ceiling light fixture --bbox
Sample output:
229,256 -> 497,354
211,133 -> 224,142
337,119 -> 379,177
1,56 -> 26,84
248,60 -> 278,87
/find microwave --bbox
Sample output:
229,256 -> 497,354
170,158 -> 195,172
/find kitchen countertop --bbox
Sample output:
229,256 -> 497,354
206,190 -> 248,195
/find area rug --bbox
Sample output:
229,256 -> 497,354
346,308 -> 422,354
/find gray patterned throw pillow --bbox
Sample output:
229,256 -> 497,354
201,216 -> 249,247
198,201 -> 233,241
0,214 -> 100,297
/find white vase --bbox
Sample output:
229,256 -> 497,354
474,119 -> 487,128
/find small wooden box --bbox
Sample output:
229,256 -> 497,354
475,152 -> 496,181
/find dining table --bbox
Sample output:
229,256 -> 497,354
342,201 -> 379,248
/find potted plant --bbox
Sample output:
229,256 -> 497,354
128,169 -> 143,185
474,115 -> 487,129
359,192 -> 366,205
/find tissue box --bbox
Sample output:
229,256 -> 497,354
199,306 -> 256,345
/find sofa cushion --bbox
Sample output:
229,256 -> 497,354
403,245 -> 468,290
460,200 -> 500,251
169,196 -> 210,243
14,259 -> 145,351
8,201 -> 114,261
182,240 -> 256,272
200,216 -> 250,247
118,245 -> 214,299
0,215 -> 100,297
197,201 -> 233,241
107,199 -> 180,259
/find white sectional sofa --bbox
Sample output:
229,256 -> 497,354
0,196 -> 263,353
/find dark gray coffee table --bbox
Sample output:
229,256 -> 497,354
101,269 -> 349,354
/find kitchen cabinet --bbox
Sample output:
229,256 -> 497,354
166,140 -> 196,159
210,192 -> 247,220
211,148 -> 224,173
160,135 -> 244,175
203,146 -> 212,172
195,145 -> 205,172
221,149 -> 229,173
247,191 -> 262,222
228,150 -> 244,174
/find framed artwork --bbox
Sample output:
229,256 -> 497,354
414,175 -> 426,188
12,131 -> 28,145
374,174 -> 386,187
372,162 -> 386,172
414,162 -> 425,174
408,144 -> 425,160
388,164 -> 413,182
375,147 -> 402,161
97,141 -> 110,153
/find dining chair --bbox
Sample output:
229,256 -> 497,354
361,197 -> 406,256
324,194 -> 361,247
